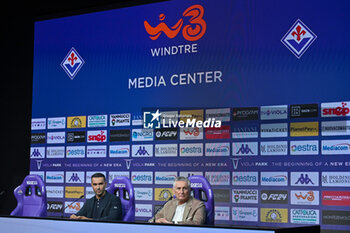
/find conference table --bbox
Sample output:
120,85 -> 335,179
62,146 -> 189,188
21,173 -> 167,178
0,216 -> 320,233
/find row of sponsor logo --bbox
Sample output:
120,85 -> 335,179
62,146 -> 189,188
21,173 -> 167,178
30,139 -> 350,158
31,120 -> 350,144
42,183 -> 350,207
48,198 -> 350,225
31,102 -> 350,130
30,171 -> 350,187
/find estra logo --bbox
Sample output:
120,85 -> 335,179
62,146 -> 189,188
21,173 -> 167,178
144,5 -> 206,41
322,101 -> 350,117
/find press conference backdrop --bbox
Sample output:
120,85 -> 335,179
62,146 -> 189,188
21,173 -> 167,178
30,0 -> 350,232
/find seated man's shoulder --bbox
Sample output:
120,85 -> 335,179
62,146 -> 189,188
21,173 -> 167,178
191,197 -> 205,207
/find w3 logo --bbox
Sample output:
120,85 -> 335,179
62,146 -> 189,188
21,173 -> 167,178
144,5 -> 206,41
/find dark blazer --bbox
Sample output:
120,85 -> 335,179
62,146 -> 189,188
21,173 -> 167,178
76,192 -> 122,221
151,197 -> 206,225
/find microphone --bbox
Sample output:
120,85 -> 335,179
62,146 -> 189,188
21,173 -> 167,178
152,195 -> 173,223
61,194 -> 84,218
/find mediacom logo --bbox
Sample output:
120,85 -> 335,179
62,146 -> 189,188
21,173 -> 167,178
155,172 -> 177,184
260,172 -> 288,186
46,171 -> 64,183
205,143 -> 230,156
109,145 -> 130,158
321,140 -> 350,155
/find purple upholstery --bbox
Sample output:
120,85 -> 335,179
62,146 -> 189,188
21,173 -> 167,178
107,176 -> 135,222
11,174 -> 47,217
188,175 -> 214,225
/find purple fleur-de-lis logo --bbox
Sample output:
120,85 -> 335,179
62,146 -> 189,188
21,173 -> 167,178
61,47 -> 85,80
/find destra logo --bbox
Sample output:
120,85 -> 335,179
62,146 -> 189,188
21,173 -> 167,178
144,5 -> 206,41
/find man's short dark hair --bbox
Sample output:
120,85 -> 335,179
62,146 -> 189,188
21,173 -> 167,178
91,173 -> 106,182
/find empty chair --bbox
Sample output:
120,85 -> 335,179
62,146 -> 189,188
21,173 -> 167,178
11,174 -> 47,217
188,175 -> 214,225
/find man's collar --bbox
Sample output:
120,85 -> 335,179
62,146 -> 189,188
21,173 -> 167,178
95,190 -> 107,200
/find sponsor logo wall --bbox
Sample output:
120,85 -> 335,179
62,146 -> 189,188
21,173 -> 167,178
31,0 -> 350,231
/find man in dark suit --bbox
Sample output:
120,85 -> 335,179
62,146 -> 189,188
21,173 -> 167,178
150,176 -> 206,225
70,173 -> 122,221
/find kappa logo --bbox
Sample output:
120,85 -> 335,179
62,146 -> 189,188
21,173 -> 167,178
60,47 -> 85,80
144,5 -> 206,41
295,174 -> 314,185
281,19 -> 317,58
68,173 -> 82,182
237,144 -> 254,155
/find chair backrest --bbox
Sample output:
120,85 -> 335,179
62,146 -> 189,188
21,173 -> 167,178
188,175 -> 214,225
107,176 -> 135,222
11,174 -> 47,217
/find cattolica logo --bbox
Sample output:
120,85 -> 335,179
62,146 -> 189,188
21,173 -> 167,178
144,5 -> 206,41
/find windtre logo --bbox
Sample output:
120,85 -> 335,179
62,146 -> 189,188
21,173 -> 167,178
144,5 -> 206,41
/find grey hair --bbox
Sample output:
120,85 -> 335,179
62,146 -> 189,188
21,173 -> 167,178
173,176 -> 191,188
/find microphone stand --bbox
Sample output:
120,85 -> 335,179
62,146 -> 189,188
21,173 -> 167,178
61,194 -> 84,218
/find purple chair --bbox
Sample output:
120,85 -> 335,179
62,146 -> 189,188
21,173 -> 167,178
11,174 -> 47,217
107,176 -> 135,222
188,175 -> 214,225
